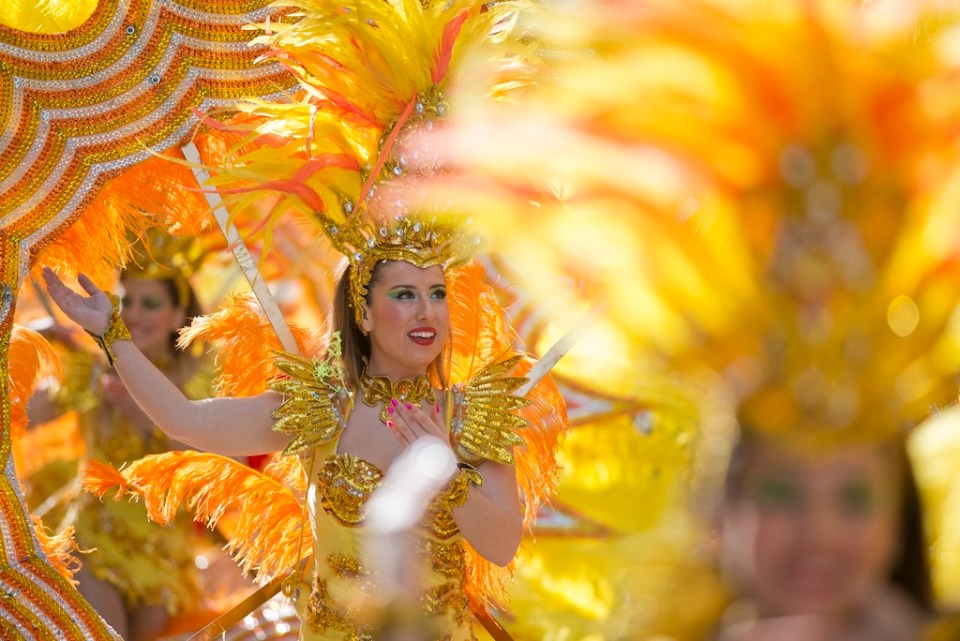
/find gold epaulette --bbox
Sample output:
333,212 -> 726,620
270,345 -> 352,457
449,354 -> 529,466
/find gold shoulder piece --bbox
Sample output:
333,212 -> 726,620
270,340 -> 352,457
449,354 -> 529,466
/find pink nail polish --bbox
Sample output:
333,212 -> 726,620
405,402 -> 413,410
387,405 -> 395,414
391,398 -> 399,407
435,403 -> 441,414
386,420 -> 395,429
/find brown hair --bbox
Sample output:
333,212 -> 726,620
723,431 -> 934,612
120,273 -> 202,357
331,259 -> 450,391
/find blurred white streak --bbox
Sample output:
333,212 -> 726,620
518,302 -> 606,398
365,437 -> 458,601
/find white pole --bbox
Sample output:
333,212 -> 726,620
181,142 -> 300,355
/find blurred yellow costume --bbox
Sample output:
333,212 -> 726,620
422,0 -> 960,638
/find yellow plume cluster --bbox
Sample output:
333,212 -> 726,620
178,293 -> 319,397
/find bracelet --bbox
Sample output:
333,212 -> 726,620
84,294 -> 131,368
429,466 -> 483,539
453,443 -> 484,466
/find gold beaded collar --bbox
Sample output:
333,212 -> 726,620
359,370 -> 434,423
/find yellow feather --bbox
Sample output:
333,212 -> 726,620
178,294 -> 319,397
8,325 -> 61,438
84,452 -> 306,583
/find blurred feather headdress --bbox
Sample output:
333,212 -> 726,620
440,0 -> 960,448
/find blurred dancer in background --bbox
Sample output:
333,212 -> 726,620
413,0 -> 960,639
27,234 -> 210,641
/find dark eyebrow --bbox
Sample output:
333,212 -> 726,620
387,283 -> 446,289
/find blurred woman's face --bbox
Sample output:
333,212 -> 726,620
719,441 -> 900,618
119,278 -> 184,361
361,261 -> 449,379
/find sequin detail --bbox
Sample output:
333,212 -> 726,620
449,355 -> 529,465
317,454 -> 383,526
0,0 -> 296,288
360,371 -> 433,424
306,575 -> 375,641
271,343 -> 351,456
0,294 -> 117,638
419,539 -> 470,625
428,468 -> 483,540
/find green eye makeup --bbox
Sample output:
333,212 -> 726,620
751,477 -> 802,511
142,297 -> 169,311
388,288 -> 415,300
838,484 -> 876,517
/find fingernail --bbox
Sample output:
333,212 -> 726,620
387,405 -> 395,414
386,420 -> 395,429
405,402 -> 413,410
390,398 -> 399,407
435,403 -> 441,414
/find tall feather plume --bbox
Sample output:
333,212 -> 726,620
84,452 -> 307,583
446,260 -> 515,384
34,137 -> 222,287
201,0 -> 531,235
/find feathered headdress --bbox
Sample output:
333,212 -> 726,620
415,0 -> 960,630
200,0 -> 530,327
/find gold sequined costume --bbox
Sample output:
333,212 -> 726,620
84,265 -> 566,639
270,348 -> 530,640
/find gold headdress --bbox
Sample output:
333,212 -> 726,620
324,212 -> 476,328
121,227 -> 207,311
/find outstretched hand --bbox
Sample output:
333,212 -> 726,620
41,268 -> 114,336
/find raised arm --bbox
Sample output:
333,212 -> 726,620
42,268 -> 289,456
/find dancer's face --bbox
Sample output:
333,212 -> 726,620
119,278 -> 184,361
361,261 -> 449,378
719,440 -> 901,618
